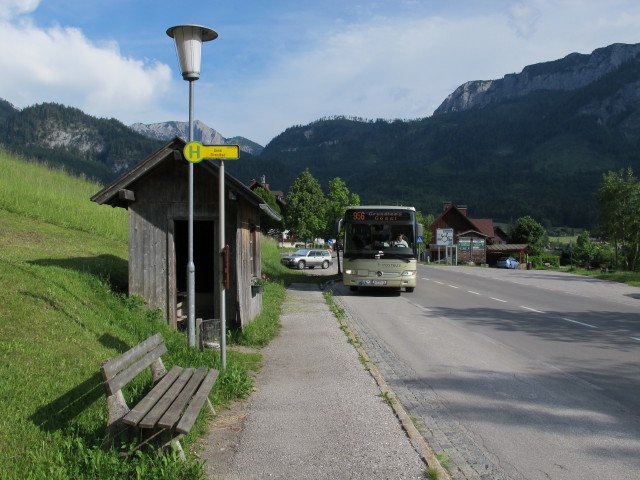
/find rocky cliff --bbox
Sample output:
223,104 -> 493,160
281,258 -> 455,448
434,43 -> 640,115
130,120 -> 264,155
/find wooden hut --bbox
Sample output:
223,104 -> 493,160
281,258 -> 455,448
91,138 -> 280,329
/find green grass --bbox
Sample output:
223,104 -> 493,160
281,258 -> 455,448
0,151 -> 276,479
0,148 -> 127,241
560,266 -> 640,287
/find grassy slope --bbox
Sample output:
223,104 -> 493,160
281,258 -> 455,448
0,151 -> 258,479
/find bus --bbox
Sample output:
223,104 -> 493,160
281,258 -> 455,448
336,206 -> 422,292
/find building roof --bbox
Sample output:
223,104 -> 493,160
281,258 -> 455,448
91,137 -> 281,221
469,218 -> 495,238
486,244 -> 530,253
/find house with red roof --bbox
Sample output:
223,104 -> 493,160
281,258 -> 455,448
427,202 -> 529,266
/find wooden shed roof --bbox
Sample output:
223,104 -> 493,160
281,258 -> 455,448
91,137 -> 281,222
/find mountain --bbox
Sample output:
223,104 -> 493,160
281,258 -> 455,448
435,43 -> 640,116
0,102 -> 163,183
2,42 -> 640,228
257,43 -> 640,228
130,120 -> 264,156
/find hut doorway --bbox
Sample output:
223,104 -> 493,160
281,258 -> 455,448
174,220 -> 216,323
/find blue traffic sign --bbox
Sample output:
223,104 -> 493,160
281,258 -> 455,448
416,236 -> 424,243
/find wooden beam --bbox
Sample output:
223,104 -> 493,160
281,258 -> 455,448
118,189 -> 135,202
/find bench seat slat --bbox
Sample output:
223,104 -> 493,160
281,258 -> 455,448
103,343 -> 167,396
139,368 -> 194,429
101,333 -> 163,379
176,368 -> 219,434
158,367 -> 208,429
122,366 -> 183,426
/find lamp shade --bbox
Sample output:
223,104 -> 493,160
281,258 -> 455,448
167,25 -> 218,80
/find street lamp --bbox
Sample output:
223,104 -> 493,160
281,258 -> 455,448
167,25 -> 217,347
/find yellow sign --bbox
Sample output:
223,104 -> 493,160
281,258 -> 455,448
183,142 -> 240,163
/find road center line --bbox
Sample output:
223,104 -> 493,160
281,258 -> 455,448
468,291 -> 481,295
631,337 -> 640,342
490,297 -> 507,303
434,281 -> 444,285
562,317 -> 598,329
520,306 -> 545,313
448,285 -> 459,289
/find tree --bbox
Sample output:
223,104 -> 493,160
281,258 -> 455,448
325,177 -> 360,239
509,216 -> 547,256
285,169 -> 327,244
596,168 -> 640,270
253,186 -> 282,235
572,231 -> 599,267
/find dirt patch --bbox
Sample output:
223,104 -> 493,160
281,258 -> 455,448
196,398 -> 252,479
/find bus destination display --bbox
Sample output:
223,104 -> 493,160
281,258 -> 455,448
350,210 -> 413,222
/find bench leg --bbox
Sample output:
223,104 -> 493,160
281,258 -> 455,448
207,398 -> 216,416
157,430 -> 186,461
103,390 -> 132,449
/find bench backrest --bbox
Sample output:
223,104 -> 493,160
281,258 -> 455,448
101,333 -> 168,396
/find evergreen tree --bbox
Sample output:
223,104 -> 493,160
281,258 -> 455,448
285,169 -> 327,244
596,168 -> 640,270
325,177 -> 360,239
253,186 -> 282,235
509,216 -> 547,256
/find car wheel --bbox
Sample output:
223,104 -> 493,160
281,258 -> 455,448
297,261 -> 305,270
322,260 -> 329,269
405,287 -> 414,293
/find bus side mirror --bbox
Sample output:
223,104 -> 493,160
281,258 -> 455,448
334,218 -> 343,235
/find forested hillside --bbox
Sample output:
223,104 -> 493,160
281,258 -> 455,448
3,41 -> 640,229
0,101 -> 163,183
253,48 -> 640,227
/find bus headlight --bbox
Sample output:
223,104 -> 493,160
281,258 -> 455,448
402,270 -> 416,277
345,269 -> 355,275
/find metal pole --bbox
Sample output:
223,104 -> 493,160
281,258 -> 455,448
219,159 -> 227,369
187,79 -> 196,347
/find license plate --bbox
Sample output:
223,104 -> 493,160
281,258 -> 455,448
360,280 -> 387,286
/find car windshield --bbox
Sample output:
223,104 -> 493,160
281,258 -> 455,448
343,223 -> 415,258
498,257 -> 508,261
293,249 -> 310,256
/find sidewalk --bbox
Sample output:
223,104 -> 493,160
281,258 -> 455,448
200,283 -> 428,480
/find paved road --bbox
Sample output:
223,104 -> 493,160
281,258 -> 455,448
331,265 -> 640,480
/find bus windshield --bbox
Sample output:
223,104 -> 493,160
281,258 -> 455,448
343,209 -> 416,258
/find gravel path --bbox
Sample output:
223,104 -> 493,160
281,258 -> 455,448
201,282 -> 427,479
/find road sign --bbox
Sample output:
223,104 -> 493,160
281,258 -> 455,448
327,239 -> 334,245
416,236 -> 424,243
183,142 -> 240,163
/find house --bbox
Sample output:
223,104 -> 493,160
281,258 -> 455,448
247,175 -> 286,210
91,138 -> 281,330
428,202 -> 529,265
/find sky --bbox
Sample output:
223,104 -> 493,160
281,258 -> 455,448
1,0 -> 640,146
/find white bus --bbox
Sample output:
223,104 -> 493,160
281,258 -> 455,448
336,206 -> 422,292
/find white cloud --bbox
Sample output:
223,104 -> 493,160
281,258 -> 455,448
0,0 -> 39,20
0,14 -> 171,121
202,0 -> 640,144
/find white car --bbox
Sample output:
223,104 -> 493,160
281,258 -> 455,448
281,249 -> 333,269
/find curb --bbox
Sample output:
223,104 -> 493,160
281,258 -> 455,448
324,281 -> 450,480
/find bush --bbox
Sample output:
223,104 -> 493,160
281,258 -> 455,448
530,254 -> 560,268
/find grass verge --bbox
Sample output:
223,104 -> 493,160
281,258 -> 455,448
0,151 -> 278,479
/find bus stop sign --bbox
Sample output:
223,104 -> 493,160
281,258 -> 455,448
183,142 -> 240,163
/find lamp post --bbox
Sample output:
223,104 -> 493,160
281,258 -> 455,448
167,25 -> 217,347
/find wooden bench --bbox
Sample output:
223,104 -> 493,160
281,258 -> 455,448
100,333 -> 219,457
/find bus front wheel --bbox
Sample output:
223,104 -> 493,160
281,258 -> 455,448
405,287 -> 415,293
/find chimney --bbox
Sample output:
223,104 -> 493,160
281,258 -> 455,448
458,205 -> 468,216
260,174 -> 266,185
442,201 -> 452,212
